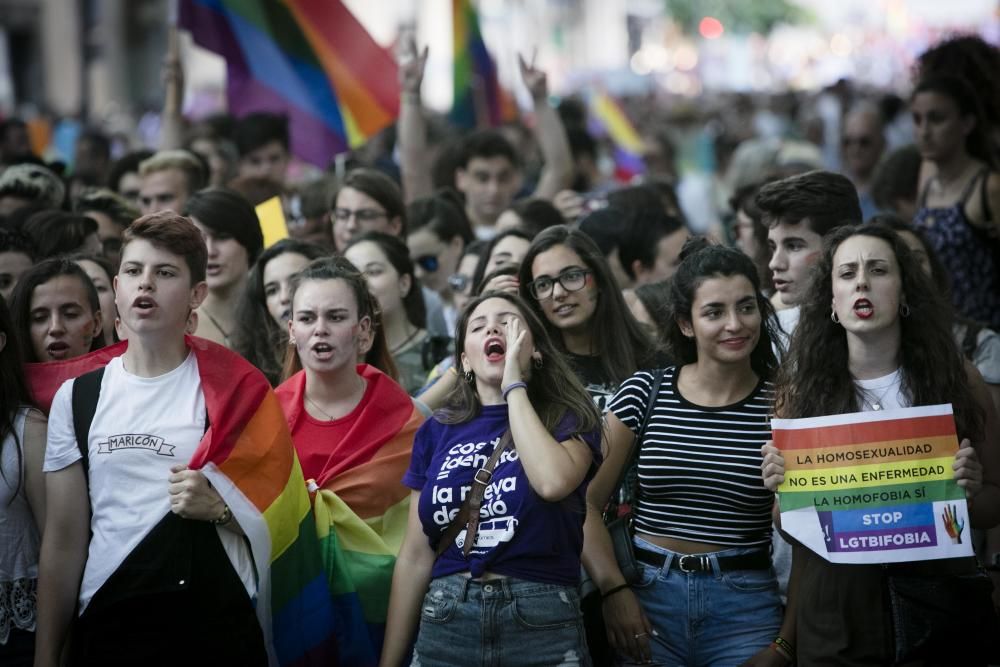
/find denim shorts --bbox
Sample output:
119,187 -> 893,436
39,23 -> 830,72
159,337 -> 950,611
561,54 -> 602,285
620,536 -> 782,667
412,573 -> 590,667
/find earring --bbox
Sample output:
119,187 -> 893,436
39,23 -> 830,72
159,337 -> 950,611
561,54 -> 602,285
533,357 -> 543,370
899,304 -> 911,318
831,310 -> 840,324
464,370 -> 474,384
289,338 -> 296,346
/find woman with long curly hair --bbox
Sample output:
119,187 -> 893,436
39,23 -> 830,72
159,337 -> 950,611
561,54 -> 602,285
762,223 -> 1000,664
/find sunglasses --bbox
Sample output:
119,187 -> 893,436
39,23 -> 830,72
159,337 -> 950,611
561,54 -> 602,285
414,254 -> 440,273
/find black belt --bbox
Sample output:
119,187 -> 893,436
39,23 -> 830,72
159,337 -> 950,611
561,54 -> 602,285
635,545 -> 771,573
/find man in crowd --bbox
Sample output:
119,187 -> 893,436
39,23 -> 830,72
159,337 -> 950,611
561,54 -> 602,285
137,149 -> 206,216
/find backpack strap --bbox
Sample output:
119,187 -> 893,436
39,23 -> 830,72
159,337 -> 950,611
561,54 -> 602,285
72,367 -> 106,479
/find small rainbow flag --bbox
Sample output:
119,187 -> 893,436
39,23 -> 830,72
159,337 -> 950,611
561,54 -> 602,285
451,0 -> 503,128
588,91 -> 646,182
178,0 -> 399,166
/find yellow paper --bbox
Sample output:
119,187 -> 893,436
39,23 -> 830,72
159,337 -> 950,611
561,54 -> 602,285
255,196 -> 288,248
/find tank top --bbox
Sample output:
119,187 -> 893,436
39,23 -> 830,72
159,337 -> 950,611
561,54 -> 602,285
913,168 -> 1000,328
0,407 -> 37,644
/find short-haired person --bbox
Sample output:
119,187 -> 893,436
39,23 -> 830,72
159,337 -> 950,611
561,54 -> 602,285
617,209 -> 690,287
185,188 -> 264,349
756,170 -> 863,341
0,163 -> 65,217
73,188 -> 138,268
234,112 -> 291,185
137,149 -> 207,216
21,210 -> 102,260
761,223 -> 1000,664
107,149 -> 154,207
840,102 -> 887,220
332,168 -> 406,253
397,41 -> 573,237
379,291 -> 602,667
35,212 -> 332,665
10,259 -> 104,363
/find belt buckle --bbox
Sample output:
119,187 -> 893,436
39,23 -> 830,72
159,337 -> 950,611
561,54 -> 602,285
473,469 -> 493,485
678,555 -> 705,573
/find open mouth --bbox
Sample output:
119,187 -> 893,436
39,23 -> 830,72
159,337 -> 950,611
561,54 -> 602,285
46,341 -> 70,358
312,342 -> 333,356
853,299 -> 874,319
133,296 -> 157,311
484,337 -> 506,362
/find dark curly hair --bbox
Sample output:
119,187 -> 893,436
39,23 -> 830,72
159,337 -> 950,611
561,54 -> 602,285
776,223 -> 983,442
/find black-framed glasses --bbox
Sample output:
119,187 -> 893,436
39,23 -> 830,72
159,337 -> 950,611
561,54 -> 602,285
415,254 -> 440,273
528,268 -> 592,300
332,208 -> 387,223
448,273 -> 472,294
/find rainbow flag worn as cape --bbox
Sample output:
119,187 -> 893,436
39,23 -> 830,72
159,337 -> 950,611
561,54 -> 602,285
277,365 -> 423,667
28,338 -> 339,666
451,0 -> 514,128
588,90 -> 646,182
177,0 -> 399,165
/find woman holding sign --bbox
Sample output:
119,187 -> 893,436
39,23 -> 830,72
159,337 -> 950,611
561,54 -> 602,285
762,222 -> 1000,665
584,239 -> 791,666
379,291 -> 602,667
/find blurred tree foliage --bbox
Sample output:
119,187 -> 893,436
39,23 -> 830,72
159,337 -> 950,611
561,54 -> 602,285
665,0 -> 811,35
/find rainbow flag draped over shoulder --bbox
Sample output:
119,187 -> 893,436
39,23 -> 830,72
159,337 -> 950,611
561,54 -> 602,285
177,0 -> 399,165
277,365 -> 423,667
27,338 -> 339,666
451,0 -> 508,128
588,91 -> 645,182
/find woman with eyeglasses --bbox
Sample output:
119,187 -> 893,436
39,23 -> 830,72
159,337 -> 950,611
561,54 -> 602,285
407,193 -> 475,336
519,226 -> 660,411
332,168 -> 406,253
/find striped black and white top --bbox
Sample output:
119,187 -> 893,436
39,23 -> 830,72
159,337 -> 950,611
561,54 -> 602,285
607,366 -> 775,547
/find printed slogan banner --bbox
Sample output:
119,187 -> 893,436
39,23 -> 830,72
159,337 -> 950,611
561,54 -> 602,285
773,404 -> 972,564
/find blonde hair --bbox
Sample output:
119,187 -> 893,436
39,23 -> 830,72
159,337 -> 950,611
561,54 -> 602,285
138,150 -> 206,193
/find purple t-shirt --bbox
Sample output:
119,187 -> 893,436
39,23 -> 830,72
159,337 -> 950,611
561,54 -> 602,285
403,404 -> 602,586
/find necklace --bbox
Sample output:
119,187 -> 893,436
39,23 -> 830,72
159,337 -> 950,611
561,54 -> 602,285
304,377 -> 367,421
857,380 -> 897,411
200,307 -> 231,345
390,325 -> 422,355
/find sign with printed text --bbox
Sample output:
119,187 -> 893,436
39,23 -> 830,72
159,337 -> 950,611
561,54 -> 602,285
773,404 -> 972,564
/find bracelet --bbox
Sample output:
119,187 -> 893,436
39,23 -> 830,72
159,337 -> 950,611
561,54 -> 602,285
212,504 -> 233,525
773,636 -> 794,660
501,381 -> 528,401
601,583 -> 631,599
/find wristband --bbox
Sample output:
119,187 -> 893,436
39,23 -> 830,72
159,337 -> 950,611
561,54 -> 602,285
773,636 -> 794,660
212,504 -> 233,526
501,381 -> 527,401
601,583 -> 630,599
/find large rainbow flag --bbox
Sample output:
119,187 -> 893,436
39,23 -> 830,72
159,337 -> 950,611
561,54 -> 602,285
27,338 -> 339,665
588,91 -> 646,182
277,365 -> 423,667
177,0 -> 399,166
451,0 -> 506,128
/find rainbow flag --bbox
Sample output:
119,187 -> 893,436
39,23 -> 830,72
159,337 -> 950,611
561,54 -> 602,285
451,0 -> 503,128
277,366 -> 423,666
27,338 -> 339,665
588,91 -> 645,182
178,0 -> 399,166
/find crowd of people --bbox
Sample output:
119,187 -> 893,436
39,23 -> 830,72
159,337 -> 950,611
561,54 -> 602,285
0,28 -> 999,667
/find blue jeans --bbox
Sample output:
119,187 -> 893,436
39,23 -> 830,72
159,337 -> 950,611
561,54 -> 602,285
412,574 -> 590,667
621,537 -> 782,667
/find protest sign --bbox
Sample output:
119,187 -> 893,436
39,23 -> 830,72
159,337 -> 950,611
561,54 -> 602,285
772,404 -> 971,564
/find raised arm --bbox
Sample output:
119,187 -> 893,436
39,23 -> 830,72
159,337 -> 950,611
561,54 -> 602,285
502,318 -> 591,501
379,490 -> 436,667
520,53 -> 573,202
34,462 -> 90,667
159,26 -> 185,151
398,37 -> 433,204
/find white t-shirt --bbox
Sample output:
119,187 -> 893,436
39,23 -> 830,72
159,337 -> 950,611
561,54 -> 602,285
772,305 -> 801,357
44,352 -> 255,612
855,368 -> 907,412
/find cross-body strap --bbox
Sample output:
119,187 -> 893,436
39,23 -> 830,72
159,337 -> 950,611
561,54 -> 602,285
71,367 -> 106,481
609,368 -> 666,511
436,430 -> 513,558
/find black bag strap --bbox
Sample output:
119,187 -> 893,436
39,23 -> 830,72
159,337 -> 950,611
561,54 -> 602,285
605,368 -> 666,519
436,430 -> 513,558
71,367 -> 105,480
